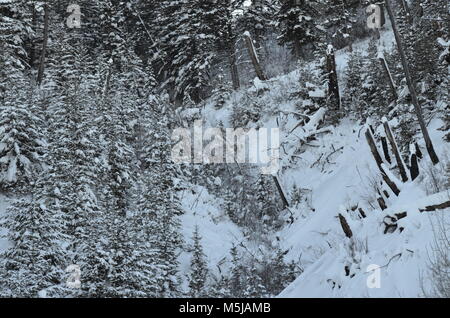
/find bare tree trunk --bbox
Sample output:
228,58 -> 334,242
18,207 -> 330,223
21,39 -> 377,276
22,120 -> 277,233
37,2 -> 49,86
410,153 -> 419,181
379,56 -> 398,100
30,4 -> 38,69
243,31 -> 267,81
384,0 -> 440,165
272,175 -> 290,209
326,45 -> 341,113
227,39 -> 240,90
381,136 -> 391,164
293,38 -> 301,60
378,197 -> 388,210
383,120 -> 408,182
365,129 -> 401,196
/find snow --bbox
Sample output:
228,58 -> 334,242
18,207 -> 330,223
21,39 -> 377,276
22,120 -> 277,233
277,118 -> 449,297
178,185 -> 244,289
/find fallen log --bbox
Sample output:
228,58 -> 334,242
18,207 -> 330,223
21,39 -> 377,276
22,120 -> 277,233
378,197 -> 388,210
338,213 -> 353,238
383,199 -> 449,234
419,200 -> 450,212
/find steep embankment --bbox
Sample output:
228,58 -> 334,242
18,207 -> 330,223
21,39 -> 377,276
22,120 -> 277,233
278,118 -> 449,297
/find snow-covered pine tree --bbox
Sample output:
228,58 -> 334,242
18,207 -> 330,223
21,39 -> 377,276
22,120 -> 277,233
412,0 -> 448,109
243,266 -> 268,297
277,0 -> 320,58
228,244 -> 245,297
0,0 -> 44,190
254,175 -> 279,226
363,38 -> 391,119
188,226 -> 208,297
344,49 -> 366,119
0,0 -> 32,100
0,98 -> 46,189
154,0 -> 217,103
137,99 -> 184,297
0,178 -> 70,297
324,0 -> 359,49
236,0 -> 278,56
208,274 -> 232,297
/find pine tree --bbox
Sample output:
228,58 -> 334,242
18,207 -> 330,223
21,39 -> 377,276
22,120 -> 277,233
138,99 -> 183,297
243,266 -> 268,297
344,49 -> 366,120
0,179 -> 70,297
0,0 -> 32,100
229,245 -> 244,297
363,38 -> 391,119
0,99 -> 46,189
324,0 -> 358,49
237,0 -> 277,53
188,226 -> 208,297
154,0 -> 217,103
277,0 -> 320,58
254,175 -> 279,225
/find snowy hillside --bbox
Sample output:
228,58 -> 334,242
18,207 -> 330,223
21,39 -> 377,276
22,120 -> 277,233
188,30 -> 449,297
1,0 -> 448,299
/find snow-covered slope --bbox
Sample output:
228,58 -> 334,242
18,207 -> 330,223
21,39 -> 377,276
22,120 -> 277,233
278,119 -> 449,297
189,25 -> 449,297
178,185 -> 244,288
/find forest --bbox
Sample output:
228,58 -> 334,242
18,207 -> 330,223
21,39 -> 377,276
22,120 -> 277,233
0,0 -> 448,298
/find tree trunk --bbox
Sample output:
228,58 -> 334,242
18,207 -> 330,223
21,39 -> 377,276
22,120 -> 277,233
244,32 -> 267,81
365,129 -> 401,196
378,197 -> 388,210
326,45 -> 341,113
30,4 -> 38,69
381,136 -> 391,164
37,2 -> 49,86
384,0 -> 440,165
379,57 -> 398,100
227,38 -> 240,90
338,214 -> 353,238
383,120 -> 408,182
293,38 -> 301,60
272,175 -> 290,209
410,153 -> 419,181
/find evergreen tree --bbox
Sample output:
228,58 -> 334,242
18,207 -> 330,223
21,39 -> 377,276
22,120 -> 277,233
324,0 -> 358,49
344,49 -> 366,119
237,0 -> 278,53
0,180 -> 70,297
154,0 -> 217,103
277,0 -> 320,58
254,175 -> 279,225
188,226 -> 208,297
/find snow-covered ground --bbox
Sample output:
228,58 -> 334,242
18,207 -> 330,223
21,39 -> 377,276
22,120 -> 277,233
277,118 -> 449,297
188,23 -> 449,297
178,185 -> 244,289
